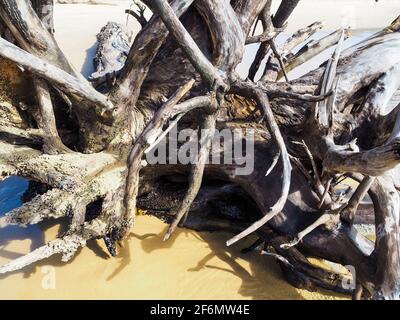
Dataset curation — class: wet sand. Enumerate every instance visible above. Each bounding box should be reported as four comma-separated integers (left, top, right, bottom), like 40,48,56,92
0,214,346,300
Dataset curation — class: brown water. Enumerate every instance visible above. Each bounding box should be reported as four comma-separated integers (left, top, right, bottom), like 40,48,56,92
0,215,346,300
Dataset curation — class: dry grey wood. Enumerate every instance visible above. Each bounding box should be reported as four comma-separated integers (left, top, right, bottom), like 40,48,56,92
164,111,217,241
316,30,345,128
125,1,147,28
0,37,115,117
151,0,221,88
248,0,300,80
30,1,72,154
33,78,72,154
195,0,245,71
279,29,350,80
124,80,196,223
110,0,194,116
89,22,131,87
226,85,292,247
280,21,324,58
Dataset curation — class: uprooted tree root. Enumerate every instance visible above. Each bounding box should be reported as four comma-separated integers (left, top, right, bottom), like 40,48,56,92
1,0,400,300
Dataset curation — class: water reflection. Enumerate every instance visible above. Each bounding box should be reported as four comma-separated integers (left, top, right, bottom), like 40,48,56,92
0,177,44,275
0,176,29,215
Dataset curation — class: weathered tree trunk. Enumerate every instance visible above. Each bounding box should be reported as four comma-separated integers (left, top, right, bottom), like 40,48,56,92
30,0,54,32
1,0,400,300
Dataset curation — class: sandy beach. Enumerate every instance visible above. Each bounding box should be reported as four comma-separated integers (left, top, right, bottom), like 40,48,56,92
1,0,398,300
0,213,346,300
54,0,139,77
53,0,400,76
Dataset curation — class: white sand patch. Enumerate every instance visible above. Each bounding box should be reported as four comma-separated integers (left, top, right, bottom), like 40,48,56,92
54,1,399,77
54,1,141,76
270,0,399,31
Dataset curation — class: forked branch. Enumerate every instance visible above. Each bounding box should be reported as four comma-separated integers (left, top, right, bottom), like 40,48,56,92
0,37,115,119
226,85,292,246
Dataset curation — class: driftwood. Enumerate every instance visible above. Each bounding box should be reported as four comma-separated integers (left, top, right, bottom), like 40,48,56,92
1,0,400,300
